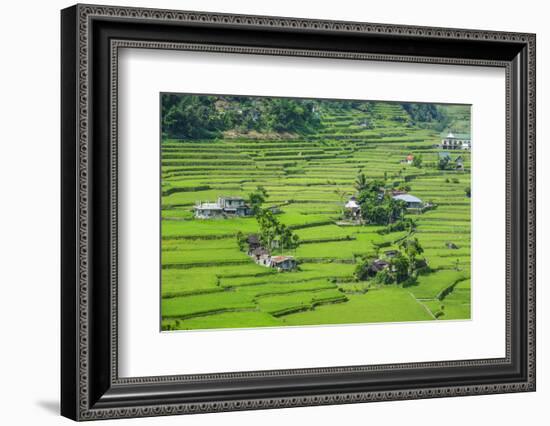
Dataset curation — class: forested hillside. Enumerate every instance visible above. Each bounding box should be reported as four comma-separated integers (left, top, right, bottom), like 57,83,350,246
161,94,470,140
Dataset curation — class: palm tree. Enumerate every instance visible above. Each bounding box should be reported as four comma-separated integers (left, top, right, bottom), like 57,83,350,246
399,237,424,276
354,170,368,192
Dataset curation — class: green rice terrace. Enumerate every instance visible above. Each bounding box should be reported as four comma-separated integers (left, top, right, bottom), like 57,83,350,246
160,95,471,331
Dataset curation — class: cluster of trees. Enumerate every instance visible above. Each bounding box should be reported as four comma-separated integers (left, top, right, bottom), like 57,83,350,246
412,155,423,168
401,103,443,123
161,94,321,140
256,209,300,254
235,186,300,254
401,103,451,132
251,186,299,253
161,95,225,140
355,237,426,285
438,155,452,170
353,172,406,226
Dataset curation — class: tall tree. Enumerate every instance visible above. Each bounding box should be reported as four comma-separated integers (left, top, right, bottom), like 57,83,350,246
354,170,368,192
438,156,451,170
248,186,269,214
399,237,424,275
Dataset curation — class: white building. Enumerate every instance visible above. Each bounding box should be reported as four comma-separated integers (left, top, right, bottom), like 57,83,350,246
194,202,223,219
440,132,471,150
194,196,252,219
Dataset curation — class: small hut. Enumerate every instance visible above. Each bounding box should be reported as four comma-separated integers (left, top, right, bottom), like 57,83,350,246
344,196,361,219
270,256,297,271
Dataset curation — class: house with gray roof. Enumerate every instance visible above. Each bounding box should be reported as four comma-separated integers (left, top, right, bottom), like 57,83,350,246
217,196,252,216
392,193,424,210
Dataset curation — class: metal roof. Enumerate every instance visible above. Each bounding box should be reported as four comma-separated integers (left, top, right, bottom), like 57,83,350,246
271,256,295,264
392,194,423,204
195,202,222,210
251,247,269,256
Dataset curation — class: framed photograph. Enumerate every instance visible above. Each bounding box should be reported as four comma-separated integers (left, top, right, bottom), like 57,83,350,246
61,4,536,421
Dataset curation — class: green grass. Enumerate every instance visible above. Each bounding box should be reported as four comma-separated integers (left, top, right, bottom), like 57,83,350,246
256,289,347,316
160,99,471,331
408,270,468,299
281,289,433,325
162,311,282,330
162,291,255,319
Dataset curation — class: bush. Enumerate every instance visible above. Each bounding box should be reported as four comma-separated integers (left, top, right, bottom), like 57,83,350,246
401,275,418,288
377,218,416,235
236,231,247,252
438,157,451,170
354,258,374,281
412,155,423,168
415,266,432,275
374,269,394,285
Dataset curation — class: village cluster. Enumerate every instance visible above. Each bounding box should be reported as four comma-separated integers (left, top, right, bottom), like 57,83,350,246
192,189,428,275
245,234,297,271
191,132,469,275
343,191,429,222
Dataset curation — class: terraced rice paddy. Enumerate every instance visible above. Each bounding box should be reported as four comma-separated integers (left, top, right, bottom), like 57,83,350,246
161,100,471,331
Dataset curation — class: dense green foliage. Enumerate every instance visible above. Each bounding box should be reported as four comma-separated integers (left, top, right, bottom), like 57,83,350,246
412,154,423,168
161,95,321,139
354,174,406,225
354,237,424,284
256,209,300,254
402,103,443,123
438,155,451,170
161,94,226,139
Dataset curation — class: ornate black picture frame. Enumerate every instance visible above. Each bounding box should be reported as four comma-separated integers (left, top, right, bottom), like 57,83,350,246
61,4,536,421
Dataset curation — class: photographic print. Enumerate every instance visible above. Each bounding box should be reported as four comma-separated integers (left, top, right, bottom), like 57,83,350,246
160,94,471,331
